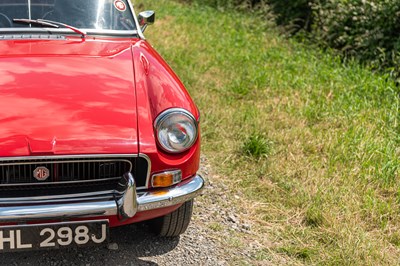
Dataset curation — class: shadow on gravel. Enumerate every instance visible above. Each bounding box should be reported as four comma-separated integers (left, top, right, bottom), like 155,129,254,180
1,223,180,266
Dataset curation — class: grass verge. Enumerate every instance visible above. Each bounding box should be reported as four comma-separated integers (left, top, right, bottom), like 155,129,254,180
135,1,400,264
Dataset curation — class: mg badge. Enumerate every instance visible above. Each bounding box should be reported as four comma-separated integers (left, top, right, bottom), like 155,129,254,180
33,167,50,181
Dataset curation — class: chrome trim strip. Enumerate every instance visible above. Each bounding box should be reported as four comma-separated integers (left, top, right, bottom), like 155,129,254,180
139,153,151,190
0,195,114,205
0,190,119,203
0,175,204,222
0,158,132,168
0,154,141,161
28,0,31,21
0,177,122,187
129,1,145,39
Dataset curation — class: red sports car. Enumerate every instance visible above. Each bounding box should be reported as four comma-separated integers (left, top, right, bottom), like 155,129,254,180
0,0,204,252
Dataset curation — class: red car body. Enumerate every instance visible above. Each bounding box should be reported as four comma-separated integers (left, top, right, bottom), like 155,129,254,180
0,0,203,251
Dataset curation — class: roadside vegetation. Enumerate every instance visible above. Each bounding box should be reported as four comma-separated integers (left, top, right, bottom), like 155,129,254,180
136,0,400,264
182,0,400,81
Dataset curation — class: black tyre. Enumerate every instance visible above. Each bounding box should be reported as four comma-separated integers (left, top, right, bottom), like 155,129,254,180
148,200,194,237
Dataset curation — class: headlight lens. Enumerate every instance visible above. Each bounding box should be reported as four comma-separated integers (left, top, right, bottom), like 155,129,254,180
154,108,198,153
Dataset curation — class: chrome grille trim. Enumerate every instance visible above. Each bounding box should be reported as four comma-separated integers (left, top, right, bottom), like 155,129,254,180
0,159,132,168
0,177,121,187
0,154,151,190
0,154,145,161
0,159,132,185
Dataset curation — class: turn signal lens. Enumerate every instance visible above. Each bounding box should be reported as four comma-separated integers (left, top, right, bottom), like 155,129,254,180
151,170,182,188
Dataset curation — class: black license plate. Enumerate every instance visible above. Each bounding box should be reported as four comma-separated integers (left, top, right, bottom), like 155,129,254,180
0,220,109,252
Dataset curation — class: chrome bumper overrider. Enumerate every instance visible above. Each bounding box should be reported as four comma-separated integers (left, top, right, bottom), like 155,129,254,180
0,174,204,222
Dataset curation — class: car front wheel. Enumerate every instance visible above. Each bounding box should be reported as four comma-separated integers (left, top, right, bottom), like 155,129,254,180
148,200,194,237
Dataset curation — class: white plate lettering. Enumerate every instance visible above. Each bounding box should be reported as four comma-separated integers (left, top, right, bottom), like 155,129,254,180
0,221,108,252
92,224,107,244
57,227,73,246
40,228,56,247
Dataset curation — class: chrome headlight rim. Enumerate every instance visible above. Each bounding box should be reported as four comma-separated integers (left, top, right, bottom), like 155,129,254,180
154,108,199,154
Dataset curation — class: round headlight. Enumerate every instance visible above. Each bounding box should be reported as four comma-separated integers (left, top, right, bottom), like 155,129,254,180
154,108,198,153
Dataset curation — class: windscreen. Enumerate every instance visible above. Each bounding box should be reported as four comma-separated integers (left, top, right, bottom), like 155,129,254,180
0,0,136,31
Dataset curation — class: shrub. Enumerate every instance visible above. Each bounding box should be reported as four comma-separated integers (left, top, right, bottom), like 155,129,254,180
267,0,314,33
311,0,400,79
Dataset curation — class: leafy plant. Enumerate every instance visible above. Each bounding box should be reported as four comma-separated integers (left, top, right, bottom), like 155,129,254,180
311,0,400,80
242,133,273,159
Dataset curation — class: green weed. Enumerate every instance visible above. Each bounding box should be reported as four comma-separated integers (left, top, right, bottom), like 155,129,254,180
277,246,314,261
242,133,273,159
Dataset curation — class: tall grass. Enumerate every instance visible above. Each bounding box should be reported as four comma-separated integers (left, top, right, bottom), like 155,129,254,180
135,0,400,264
181,0,400,81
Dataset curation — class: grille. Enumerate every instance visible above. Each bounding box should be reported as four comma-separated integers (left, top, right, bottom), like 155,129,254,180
0,159,132,184
0,156,149,199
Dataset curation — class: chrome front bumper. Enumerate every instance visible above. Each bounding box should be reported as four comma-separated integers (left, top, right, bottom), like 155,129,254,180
0,174,204,222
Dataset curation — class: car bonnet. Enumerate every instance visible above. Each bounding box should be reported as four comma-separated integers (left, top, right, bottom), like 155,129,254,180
0,38,139,156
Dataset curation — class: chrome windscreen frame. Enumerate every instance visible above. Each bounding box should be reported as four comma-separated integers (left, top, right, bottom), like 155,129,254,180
128,0,146,39
0,0,142,38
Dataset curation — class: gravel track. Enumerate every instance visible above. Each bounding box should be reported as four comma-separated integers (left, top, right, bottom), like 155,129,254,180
2,221,223,266
3,157,248,266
